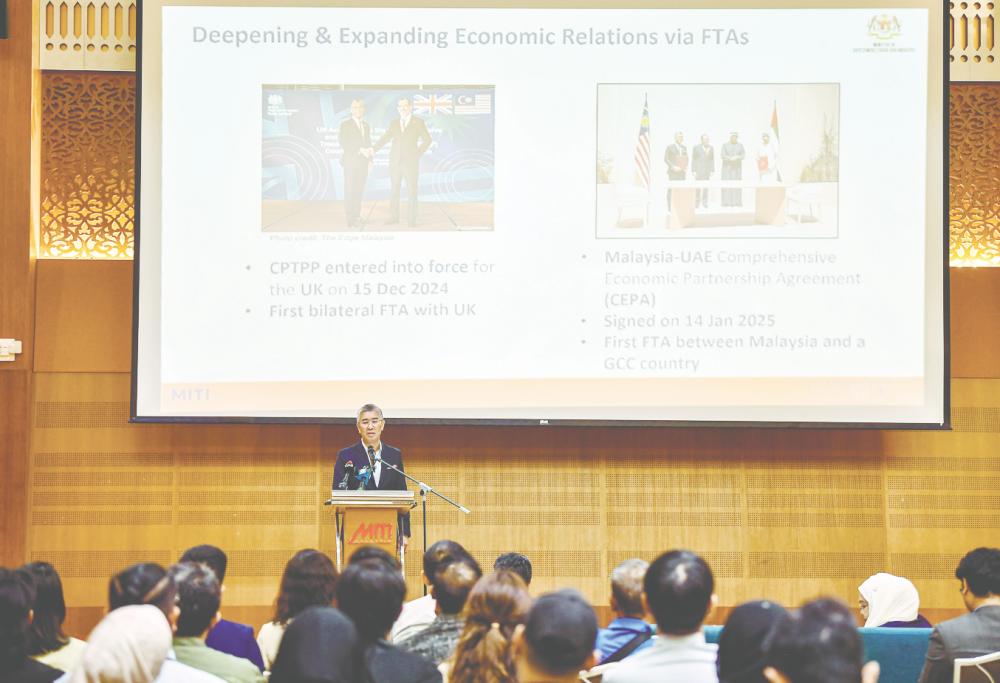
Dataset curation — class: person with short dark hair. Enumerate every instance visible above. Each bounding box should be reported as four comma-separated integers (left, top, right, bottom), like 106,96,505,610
763,598,878,683
0,567,61,682
104,562,224,683
169,563,265,683
604,550,718,683
350,545,402,571
269,607,362,683
717,600,789,683
257,549,338,671
513,589,597,682
493,553,532,587
596,559,654,663
180,545,265,671
398,560,482,664
391,540,475,643
337,559,442,683
21,562,87,673
917,547,1000,683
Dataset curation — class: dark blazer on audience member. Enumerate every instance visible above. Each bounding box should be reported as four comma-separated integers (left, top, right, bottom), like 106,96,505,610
0,657,62,683
365,640,442,683
206,618,266,671
332,442,411,538
917,605,1000,683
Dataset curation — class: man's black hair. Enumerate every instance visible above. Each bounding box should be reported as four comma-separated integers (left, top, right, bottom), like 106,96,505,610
170,562,221,638
337,559,406,643
431,560,482,614
955,547,1000,597
422,539,475,578
644,549,714,634
494,552,532,586
0,568,35,670
766,598,863,683
523,589,597,676
349,546,401,571
180,545,228,584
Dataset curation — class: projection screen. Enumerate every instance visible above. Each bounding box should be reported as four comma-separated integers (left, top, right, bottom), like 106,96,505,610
134,0,948,426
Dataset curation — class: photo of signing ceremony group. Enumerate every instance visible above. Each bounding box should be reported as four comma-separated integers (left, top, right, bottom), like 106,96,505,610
261,85,496,232
596,83,840,239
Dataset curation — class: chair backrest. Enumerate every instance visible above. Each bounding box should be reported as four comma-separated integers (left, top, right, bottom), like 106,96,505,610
953,651,1000,683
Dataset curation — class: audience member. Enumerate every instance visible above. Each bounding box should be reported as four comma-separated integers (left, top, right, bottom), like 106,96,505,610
390,540,475,643
398,560,483,664
717,600,789,683
604,550,718,683
763,598,877,683
105,562,224,683
22,562,87,673
596,559,654,663
349,545,402,571
337,559,442,683
917,547,1000,683
180,545,265,670
169,563,265,683
269,607,361,683
0,567,61,682
257,549,338,671
857,573,931,628
446,569,532,683
64,605,172,683
513,589,597,683
493,553,532,587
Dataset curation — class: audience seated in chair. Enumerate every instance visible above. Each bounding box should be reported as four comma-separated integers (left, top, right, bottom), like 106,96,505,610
268,607,362,683
442,569,532,683
390,540,475,643
494,553,533,588
337,558,442,683
21,562,87,674
512,589,598,683
398,559,483,665
61,605,172,683
180,545,265,671
596,559,654,664
603,550,719,683
764,598,879,683
717,600,789,683
858,573,931,628
917,547,1000,683
102,562,223,683
169,563,265,683
256,549,338,672
0,567,61,682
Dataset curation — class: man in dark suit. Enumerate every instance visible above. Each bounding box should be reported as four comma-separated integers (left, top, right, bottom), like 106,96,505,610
691,134,715,209
339,98,373,228
664,131,687,211
332,403,411,544
374,98,432,227
918,547,1000,683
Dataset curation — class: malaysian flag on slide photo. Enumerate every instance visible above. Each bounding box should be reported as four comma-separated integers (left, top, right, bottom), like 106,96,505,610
634,95,651,190
455,93,492,115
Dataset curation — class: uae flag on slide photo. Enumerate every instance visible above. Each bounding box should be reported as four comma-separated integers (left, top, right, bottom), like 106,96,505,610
455,94,492,115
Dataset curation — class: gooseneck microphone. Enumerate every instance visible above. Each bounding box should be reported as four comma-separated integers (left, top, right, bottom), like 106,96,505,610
338,460,356,490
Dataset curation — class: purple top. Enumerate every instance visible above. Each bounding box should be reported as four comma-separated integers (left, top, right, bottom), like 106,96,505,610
881,615,932,628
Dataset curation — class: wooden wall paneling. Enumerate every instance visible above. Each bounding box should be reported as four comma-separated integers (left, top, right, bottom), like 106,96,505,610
0,0,39,568
951,269,1000,377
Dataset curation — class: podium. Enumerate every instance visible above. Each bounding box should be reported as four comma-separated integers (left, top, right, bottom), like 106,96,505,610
326,490,415,570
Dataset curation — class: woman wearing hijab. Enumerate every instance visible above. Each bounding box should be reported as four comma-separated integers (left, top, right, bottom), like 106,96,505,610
269,607,361,683
858,573,932,628
66,605,173,683
717,600,790,683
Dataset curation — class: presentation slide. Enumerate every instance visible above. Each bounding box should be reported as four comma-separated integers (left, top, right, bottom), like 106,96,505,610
135,1,946,425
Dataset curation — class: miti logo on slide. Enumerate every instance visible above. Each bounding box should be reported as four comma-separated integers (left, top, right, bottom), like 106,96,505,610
867,14,902,40
348,522,394,544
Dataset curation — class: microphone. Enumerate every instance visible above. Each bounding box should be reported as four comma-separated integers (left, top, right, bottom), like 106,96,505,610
366,446,376,469
337,460,355,490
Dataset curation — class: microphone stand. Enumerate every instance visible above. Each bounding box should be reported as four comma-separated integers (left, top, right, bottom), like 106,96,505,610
377,458,471,594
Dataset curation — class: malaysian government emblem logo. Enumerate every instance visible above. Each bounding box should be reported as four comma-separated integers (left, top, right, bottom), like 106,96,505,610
867,14,902,40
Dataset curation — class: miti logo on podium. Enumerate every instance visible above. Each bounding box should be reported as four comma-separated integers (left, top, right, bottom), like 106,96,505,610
348,522,395,544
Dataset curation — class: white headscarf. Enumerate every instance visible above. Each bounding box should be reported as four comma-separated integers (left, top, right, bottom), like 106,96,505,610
859,573,920,627
69,604,172,683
